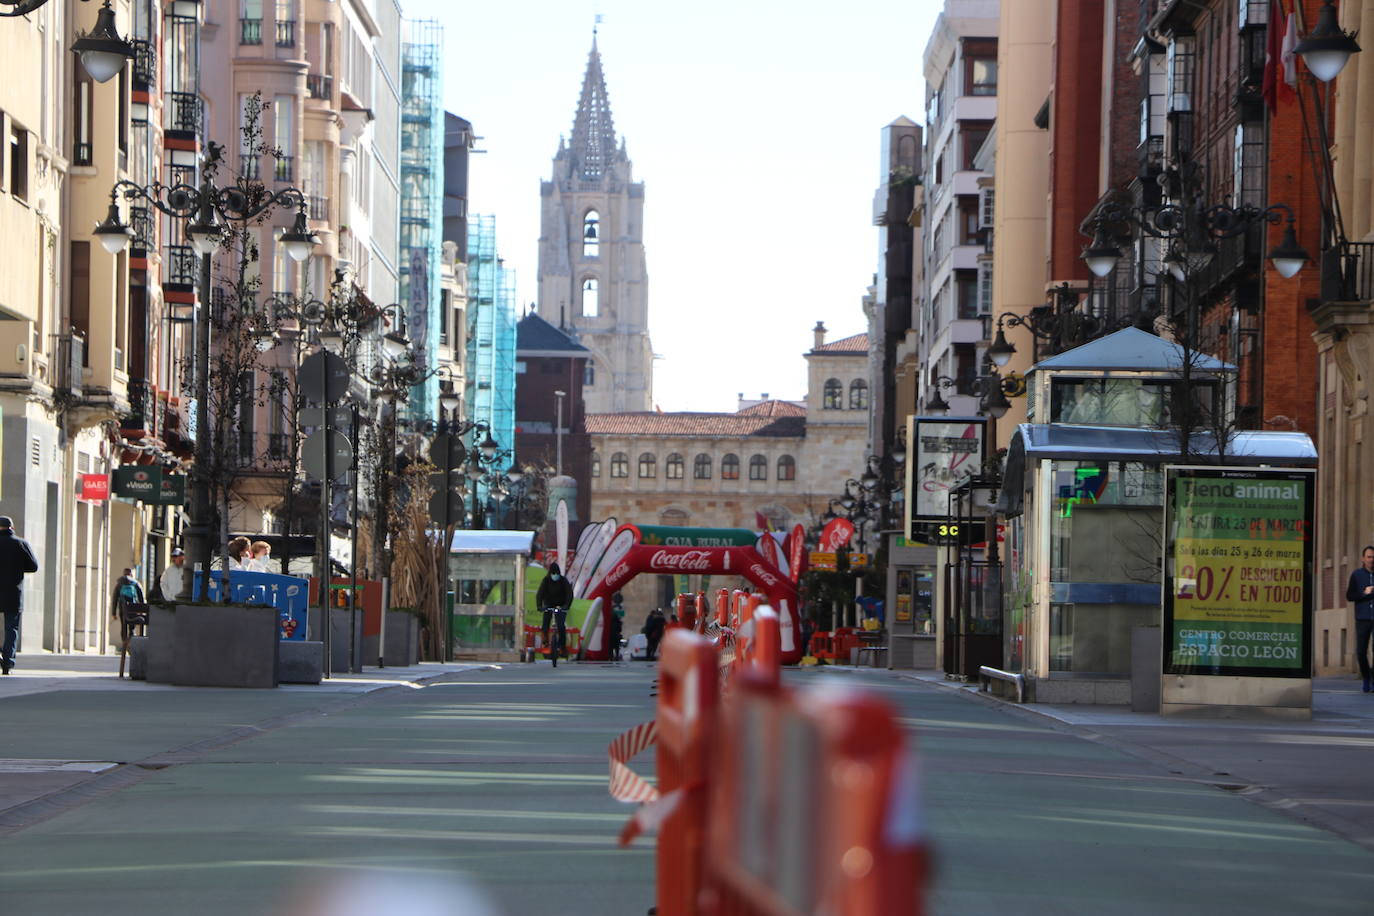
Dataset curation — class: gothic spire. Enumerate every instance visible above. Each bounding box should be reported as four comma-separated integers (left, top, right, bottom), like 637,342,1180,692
569,37,618,181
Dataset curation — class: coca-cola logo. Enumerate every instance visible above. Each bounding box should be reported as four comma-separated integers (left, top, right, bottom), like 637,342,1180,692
605,562,631,586
649,549,713,572
749,564,779,587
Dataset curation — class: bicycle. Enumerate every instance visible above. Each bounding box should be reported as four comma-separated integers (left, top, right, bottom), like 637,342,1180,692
542,606,567,667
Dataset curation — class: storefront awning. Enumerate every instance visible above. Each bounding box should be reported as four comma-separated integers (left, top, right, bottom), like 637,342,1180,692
998,423,1317,514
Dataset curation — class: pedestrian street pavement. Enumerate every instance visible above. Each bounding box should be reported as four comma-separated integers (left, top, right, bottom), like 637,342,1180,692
0,655,1371,914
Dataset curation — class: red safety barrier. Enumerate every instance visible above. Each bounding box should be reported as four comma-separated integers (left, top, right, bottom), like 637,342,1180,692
677,592,698,631
703,684,928,915
654,630,721,916
695,592,709,634
715,588,730,628
522,624,582,657
742,607,780,688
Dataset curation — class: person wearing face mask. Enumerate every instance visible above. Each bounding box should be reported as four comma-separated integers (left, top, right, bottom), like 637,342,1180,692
535,562,575,661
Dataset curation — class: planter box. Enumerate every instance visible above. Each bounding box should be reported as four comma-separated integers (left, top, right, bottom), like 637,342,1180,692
169,603,280,688
145,605,179,684
360,611,422,668
278,641,324,684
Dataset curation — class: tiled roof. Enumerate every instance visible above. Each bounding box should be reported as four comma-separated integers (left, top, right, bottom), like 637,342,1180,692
586,411,806,438
811,332,868,354
737,400,806,417
516,313,590,354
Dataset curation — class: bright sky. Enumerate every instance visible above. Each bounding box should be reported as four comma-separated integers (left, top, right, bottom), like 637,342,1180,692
398,1,940,412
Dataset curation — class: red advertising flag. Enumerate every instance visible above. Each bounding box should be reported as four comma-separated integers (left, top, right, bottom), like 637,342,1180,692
80,473,110,502
1261,5,1295,111
819,518,855,553
787,523,805,583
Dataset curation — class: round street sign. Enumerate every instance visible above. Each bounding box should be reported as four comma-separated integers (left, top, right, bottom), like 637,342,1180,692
302,428,353,481
428,433,467,470
299,350,351,404
428,489,466,528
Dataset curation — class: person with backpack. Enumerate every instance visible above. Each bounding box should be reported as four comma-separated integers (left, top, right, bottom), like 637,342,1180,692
111,568,145,618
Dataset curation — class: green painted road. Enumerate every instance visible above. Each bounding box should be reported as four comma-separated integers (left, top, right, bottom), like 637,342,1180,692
0,662,1371,915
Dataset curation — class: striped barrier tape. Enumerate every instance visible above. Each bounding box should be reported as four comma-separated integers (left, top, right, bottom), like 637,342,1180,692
608,719,659,804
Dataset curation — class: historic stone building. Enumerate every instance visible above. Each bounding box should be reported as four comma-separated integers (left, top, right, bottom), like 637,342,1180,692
535,38,653,414
586,325,868,613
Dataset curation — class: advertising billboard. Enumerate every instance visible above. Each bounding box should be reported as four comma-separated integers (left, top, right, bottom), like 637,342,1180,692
1163,467,1314,678
905,416,987,529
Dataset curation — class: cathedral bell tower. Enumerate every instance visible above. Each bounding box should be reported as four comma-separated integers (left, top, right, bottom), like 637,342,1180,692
537,38,653,414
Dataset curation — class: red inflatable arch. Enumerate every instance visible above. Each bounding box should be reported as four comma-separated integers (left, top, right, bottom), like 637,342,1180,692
580,539,802,664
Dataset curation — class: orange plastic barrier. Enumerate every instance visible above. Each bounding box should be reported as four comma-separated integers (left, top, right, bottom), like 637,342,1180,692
742,607,780,688
677,592,698,631
715,589,730,627
694,592,709,634
653,629,721,916
522,624,582,657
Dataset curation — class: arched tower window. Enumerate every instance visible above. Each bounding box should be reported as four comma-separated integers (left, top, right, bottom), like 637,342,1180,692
849,379,869,409
823,378,843,409
581,277,599,317
582,210,600,258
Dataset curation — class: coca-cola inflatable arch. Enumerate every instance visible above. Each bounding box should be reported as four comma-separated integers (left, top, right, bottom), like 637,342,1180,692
568,522,804,664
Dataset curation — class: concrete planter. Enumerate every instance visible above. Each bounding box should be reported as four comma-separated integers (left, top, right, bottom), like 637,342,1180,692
361,610,422,668
278,641,324,684
141,603,281,688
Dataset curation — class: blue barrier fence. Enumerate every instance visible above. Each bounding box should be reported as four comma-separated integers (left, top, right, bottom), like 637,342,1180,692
192,570,311,641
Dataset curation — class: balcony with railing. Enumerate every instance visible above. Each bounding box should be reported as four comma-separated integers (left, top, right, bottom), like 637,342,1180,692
165,92,203,136
1321,241,1374,303
307,194,328,221
54,331,85,398
242,154,260,181
240,18,262,45
122,377,154,435
306,74,333,100
126,206,153,255
165,245,198,289
276,20,296,47
274,156,294,183
267,432,290,461
132,38,156,88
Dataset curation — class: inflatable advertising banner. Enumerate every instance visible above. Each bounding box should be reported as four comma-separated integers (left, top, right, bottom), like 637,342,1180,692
570,522,802,662
1164,467,1314,678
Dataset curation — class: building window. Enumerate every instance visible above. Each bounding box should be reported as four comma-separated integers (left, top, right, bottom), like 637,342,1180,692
591,452,601,478
661,508,689,526
666,453,684,479
966,57,997,96
582,277,599,317
73,69,93,165
610,452,628,478
749,455,767,480
721,453,740,480
960,122,991,170
823,378,842,409
693,453,712,479
777,455,796,481
9,122,27,201
638,452,656,478
583,209,599,258
584,362,595,386
849,380,869,410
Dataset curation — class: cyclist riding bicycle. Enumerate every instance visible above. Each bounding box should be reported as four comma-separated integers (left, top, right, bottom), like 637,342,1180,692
536,562,575,661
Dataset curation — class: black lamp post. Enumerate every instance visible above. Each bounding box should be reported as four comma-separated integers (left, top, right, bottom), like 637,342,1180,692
925,371,1024,420
6,0,137,84
97,142,318,600
1293,1,1362,83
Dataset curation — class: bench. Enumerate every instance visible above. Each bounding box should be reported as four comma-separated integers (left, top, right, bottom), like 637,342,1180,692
978,665,1026,703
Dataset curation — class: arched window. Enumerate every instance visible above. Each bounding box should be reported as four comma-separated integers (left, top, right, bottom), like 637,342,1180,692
591,451,601,478
665,453,684,479
749,455,767,480
849,379,869,409
661,508,689,526
777,455,796,481
823,378,843,409
581,277,599,317
638,452,657,478
693,453,712,479
582,210,600,258
721,453,740,480
610,452,629,478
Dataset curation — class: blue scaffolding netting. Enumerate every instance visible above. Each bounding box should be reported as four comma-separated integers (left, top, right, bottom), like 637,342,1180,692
466,214,517,504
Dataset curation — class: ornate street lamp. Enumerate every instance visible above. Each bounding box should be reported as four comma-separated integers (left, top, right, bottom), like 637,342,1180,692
1294,1,1362,83
925,372,1024,420
95,142,318,599
7,0,138,84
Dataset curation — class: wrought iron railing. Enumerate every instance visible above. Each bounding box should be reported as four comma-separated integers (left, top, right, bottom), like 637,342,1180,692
122,377,153,432
267,432,290,460
132,38,156,87
273,156,294,182
306,73,332,99
239,430,256,462
165,245,198,288
168,164,196,190
55,331,85,397
1322,240,1374,303
130,205,154,253
165,91,202,135
240,18,262,45
275,19,296,47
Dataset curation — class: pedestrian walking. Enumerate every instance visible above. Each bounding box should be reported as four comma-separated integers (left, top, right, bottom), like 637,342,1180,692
159,548,186,602
0,515,40,675
608,607,623,661
110,568,145,618
1346,544,1374,693
643,608,666,661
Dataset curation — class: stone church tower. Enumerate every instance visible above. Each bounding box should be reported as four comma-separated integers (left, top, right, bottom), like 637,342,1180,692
537,39,653,413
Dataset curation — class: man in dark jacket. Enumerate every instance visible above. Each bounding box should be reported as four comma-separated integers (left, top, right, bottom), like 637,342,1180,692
643,608,666,661
1346,545,1374,692
535,563,574,659
0,516,40,675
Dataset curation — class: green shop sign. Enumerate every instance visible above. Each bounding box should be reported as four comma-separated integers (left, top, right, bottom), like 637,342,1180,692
1163,467,1314,678
156,474,187,506
114,466,162,500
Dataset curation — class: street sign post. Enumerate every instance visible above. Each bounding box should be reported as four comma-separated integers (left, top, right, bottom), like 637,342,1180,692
301,429,352,482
